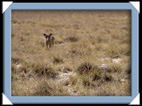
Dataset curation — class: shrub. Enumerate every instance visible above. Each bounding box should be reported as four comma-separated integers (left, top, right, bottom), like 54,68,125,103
12,57,21,64
109,64,122,73
65,36,78,42
53,57,64,64
12,34,15,37
11,64,17,73
34,80,70,96
34,81,53,96
104,74,113,82
55,40,64,44
33,64,57,78
77,62,94,75
12,19,18,23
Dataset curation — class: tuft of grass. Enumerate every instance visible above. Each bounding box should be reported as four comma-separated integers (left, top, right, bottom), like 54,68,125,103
103,74,113,82
34,80,53,96
11,64,17,73
12,33,15,37
69,75,78,86
12,19,18,23
12,57,21,64
20,36,24,41
65,36,78,42
76,62,95,75
33,64,57,78
34,79,70,96
109,64,122,73
55,40,64,44
52,56,64,64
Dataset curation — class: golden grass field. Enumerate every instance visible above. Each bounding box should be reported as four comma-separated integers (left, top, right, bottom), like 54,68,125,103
11,10,131,96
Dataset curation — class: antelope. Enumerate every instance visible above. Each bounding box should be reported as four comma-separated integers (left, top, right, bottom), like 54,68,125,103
43,33,55,48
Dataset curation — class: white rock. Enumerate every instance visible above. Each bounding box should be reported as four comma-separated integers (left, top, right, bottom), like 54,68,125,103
100,64,109,70
16,65,22,70
101,58,110,61
111,58,122,63
120,79,126,82
101,57,122,63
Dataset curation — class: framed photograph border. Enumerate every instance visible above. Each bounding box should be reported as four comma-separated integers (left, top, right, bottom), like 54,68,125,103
3,2,139,104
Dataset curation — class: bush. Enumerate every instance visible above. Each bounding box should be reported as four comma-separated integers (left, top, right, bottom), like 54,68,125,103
66,36,78,42
34,81,53,96
53,57,64,64
77,62,94,75
12,57,21,64
33,64,57,78
34,80,70,96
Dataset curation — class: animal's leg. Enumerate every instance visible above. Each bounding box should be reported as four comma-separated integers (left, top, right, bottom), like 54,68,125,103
49,43,51,48
46,43,49,49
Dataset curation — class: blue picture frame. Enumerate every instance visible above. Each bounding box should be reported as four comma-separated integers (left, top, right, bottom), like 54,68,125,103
3,2,139,104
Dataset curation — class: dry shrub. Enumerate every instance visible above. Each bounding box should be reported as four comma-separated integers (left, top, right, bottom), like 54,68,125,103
65,36,78,42
103,74,113,82
33,65,57,78
92,74,101,81
34,79,70,96
12,19,18,23
52,57,64,64
34,81,53,96
12,57,21,64
55,40,64,44
12,33,15,37
77,62,94,75
67,49,78,57
83,79,91,87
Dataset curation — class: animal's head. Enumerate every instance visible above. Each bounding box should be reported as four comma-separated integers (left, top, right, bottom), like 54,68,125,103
43,33,53,41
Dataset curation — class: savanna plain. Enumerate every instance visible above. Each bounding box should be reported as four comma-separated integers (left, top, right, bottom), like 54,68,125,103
11,10,131,96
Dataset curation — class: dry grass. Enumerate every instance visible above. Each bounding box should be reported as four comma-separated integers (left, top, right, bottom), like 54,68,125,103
11,10,131,96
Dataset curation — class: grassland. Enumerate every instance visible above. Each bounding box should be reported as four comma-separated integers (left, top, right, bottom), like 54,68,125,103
11,10,131,96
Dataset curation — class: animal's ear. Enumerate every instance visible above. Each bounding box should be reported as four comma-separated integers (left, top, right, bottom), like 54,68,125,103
49,33,53,36
43,33,46,36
